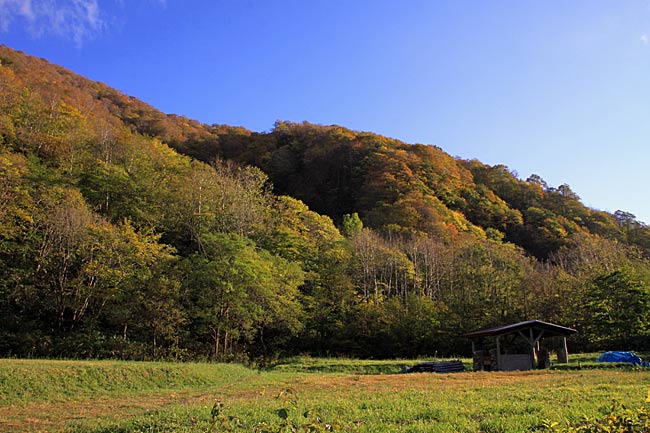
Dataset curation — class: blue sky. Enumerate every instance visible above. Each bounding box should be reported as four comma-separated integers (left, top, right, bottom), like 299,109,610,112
2,0,650,223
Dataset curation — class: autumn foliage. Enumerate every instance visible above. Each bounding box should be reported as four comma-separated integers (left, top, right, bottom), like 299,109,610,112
1,45,650,360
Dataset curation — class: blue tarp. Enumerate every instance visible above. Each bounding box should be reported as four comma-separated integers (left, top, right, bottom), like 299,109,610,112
598,351,644,366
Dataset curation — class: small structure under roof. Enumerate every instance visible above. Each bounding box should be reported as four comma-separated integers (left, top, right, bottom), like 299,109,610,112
464,320,577,372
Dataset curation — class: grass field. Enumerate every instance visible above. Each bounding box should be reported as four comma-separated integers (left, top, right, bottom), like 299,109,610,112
2,355,650,432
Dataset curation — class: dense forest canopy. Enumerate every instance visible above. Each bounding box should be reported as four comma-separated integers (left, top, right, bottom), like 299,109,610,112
1,45,650,360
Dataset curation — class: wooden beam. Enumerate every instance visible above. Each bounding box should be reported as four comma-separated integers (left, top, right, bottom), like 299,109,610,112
517,330,527,341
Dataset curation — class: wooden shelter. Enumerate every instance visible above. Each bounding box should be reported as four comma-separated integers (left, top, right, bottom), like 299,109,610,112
464,320,577,371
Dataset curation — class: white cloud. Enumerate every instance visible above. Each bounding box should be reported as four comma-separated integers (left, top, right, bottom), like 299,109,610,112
642,34,650,45
0,0,104,46
0,0,167,46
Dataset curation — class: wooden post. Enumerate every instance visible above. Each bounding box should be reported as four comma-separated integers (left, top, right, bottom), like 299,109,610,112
558,336,569,363
529,328,536,370
496,336,501,371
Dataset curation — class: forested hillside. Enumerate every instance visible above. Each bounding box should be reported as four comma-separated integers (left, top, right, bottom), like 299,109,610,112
1,45,650,360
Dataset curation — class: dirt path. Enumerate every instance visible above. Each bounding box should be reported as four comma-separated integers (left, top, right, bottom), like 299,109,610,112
2,390,205,432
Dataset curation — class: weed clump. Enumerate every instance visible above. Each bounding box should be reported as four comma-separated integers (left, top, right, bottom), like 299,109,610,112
211,388,357,432
543,396,650,432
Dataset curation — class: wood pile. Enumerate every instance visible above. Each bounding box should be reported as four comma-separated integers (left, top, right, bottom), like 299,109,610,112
404,360,465,373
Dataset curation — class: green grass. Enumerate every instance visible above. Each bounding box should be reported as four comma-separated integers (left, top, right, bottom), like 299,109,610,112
0,359,257,405
3,356,650,432
552,352,650,370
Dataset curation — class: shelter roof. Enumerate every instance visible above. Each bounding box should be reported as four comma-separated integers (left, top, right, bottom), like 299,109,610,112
463,320,577,339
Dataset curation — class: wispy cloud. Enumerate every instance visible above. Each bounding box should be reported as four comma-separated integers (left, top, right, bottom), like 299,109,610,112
0,0,104,46
0,0,34,32
642,34,650,45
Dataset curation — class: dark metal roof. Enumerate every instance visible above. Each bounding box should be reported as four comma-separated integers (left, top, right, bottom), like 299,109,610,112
463,320,577,339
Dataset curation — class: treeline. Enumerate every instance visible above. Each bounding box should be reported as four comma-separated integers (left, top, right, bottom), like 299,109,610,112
173,121,650,260
1,45,650,361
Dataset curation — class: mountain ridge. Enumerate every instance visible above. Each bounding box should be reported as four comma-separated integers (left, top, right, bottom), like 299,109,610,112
1,44,642,258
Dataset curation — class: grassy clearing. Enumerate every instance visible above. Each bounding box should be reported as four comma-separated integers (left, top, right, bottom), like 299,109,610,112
2,357,650,432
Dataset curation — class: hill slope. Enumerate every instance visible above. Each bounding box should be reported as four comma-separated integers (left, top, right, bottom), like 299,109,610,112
181,120,645,259
3,45,646,259
1,45,650,359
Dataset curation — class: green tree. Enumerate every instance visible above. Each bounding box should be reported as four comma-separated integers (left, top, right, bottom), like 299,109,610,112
258,196,356,355
341,212,363,237
100,222,180,359
182,233,304,359
577,269,650,349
